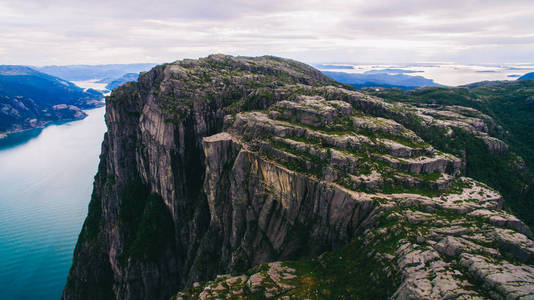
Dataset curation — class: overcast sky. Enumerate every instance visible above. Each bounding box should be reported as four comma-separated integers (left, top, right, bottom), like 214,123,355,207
1,0,533,66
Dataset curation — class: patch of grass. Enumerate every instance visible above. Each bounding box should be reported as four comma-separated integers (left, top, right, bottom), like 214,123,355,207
283,234,400,299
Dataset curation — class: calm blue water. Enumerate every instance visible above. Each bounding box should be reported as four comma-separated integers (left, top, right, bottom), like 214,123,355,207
0,107,106,300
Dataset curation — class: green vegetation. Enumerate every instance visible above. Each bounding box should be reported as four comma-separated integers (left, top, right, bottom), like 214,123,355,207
268,138,328,177
284,236,399,299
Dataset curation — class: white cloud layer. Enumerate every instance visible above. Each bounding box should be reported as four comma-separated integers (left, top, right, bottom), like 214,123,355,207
1,0,533,65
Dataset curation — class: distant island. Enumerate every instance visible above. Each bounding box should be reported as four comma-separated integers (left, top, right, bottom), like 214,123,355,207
0,65,104,138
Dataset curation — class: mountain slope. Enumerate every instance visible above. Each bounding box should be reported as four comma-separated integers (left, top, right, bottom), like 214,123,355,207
0,65,104,135
64,55,534,300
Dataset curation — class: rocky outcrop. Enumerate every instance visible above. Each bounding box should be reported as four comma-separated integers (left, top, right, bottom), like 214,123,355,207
64,55,534,300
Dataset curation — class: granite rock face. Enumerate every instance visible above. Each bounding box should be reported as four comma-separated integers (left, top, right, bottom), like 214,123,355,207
63,55,534,300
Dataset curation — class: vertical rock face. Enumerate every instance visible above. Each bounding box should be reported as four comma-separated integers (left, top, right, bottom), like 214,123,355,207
64,55,534,300
201,132,376,270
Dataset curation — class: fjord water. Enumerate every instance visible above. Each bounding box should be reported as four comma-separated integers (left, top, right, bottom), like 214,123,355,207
0,107,106,299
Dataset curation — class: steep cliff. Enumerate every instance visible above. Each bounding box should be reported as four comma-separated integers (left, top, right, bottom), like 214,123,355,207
64,55,534,300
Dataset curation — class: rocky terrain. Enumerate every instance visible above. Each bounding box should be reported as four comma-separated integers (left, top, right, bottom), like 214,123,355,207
366,80,534,229
0,65,104,136
63,55,534,299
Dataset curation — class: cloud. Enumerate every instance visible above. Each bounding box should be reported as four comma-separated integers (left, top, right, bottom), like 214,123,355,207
0,0,533,65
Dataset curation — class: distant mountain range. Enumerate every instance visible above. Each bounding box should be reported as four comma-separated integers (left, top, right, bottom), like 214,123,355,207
34,63,155,81
0,65,104,137
322,69,440,90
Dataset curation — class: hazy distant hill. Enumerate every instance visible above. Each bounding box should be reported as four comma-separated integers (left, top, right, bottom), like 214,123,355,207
518,72,534,81
103,73,139,90
34,63,155,81
0,65,104,135
322,70,440,90
313,64,354,69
